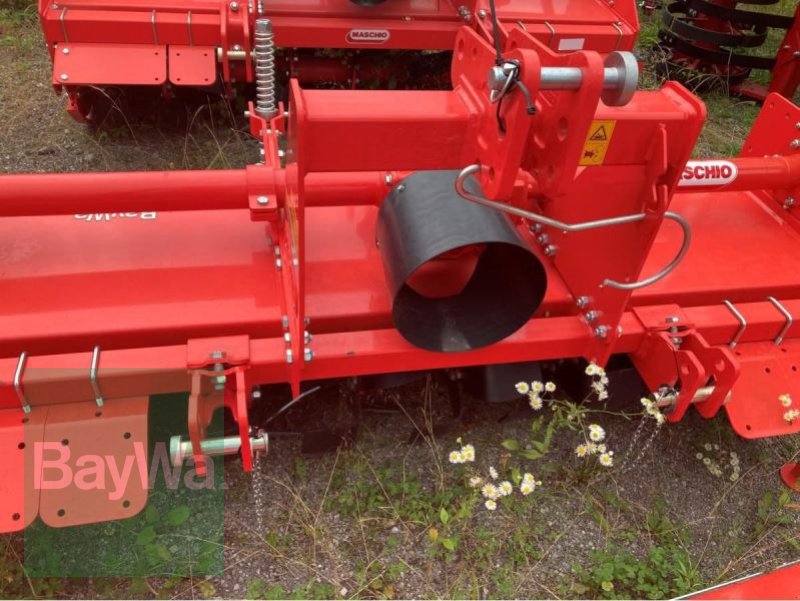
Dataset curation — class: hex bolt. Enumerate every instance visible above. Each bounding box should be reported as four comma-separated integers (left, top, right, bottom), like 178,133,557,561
60,73,68,81
594,325,610,339
396,184,406,193
229,1,239,10
256,195,269,206
537,233,550,245
665,316,679,324
384,173,394,186
785,196,796,210
209,351,226,360
282,315,289,329
529,223,543,234
304,330,312,344
252,389,262,401
61,47,70,55
285,349,294,364
585,310,600,323
275,258,283,270
304,348,314,362
477,8,487,18
791,139,800,149
283,332,291,344
544,244,558,257
576,296,591,309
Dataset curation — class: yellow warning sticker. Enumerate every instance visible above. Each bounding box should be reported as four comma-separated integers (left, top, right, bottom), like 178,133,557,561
579,120,617,166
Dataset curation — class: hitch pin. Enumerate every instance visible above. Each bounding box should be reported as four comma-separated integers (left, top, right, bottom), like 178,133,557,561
90,345,104,407
14,352,30,414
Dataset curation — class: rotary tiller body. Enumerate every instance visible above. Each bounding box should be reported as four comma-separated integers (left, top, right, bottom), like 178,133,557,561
2,0,800,545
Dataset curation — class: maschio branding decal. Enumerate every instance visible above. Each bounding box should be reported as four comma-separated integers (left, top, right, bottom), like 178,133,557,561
346,28,391,44
679,160,739,187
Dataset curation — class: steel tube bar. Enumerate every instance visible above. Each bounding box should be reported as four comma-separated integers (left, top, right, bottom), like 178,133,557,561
0,168,396,216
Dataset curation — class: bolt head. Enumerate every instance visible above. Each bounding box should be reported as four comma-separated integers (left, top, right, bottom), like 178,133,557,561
61,47,69,55
285,349,294,364
594,325,609,339
252,389,262,400
256,195,269,206
209,351,226,360
544,244,557,257
275,258,283,269
304,348,314,362
790,139,800,149
665,316,679,324
478,8,487,18
785,196,796,210
59,73,68,81
585,311,600,323
384,173,393,186
229,1,239,10
283,332,291,344
576,296,590,309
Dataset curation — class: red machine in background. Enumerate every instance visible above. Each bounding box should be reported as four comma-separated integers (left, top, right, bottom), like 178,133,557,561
1,0,799,548
38,0,641,121
656,0,800,101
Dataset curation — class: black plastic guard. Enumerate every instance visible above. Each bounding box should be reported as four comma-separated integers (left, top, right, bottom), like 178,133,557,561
375,170,547,353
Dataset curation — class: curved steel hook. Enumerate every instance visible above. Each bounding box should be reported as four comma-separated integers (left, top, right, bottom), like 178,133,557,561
454,164,690,291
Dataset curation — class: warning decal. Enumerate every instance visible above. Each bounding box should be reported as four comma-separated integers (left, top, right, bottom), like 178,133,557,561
580,120,617,166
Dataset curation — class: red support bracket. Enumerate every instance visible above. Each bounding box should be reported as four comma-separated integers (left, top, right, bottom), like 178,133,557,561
781,461,800,492
186,336,252,475
631,306,740,422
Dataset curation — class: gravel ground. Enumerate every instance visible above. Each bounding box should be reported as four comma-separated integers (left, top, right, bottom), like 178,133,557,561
1,9,800,601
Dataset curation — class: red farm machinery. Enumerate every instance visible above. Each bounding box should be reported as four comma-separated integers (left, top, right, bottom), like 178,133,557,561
2,0,800,574
654,0,800,101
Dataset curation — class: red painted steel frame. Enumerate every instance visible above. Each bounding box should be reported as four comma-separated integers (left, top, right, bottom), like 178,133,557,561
689,560,800,599
4,17,800,532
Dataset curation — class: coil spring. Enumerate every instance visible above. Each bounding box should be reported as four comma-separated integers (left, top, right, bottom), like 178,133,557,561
254,18,277,118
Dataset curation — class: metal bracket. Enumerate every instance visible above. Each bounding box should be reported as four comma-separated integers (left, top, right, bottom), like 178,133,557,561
767,296,793,345
723,300,747,348
13,352,30,414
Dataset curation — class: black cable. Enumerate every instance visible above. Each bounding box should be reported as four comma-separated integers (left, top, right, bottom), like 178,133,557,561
487,0,503,65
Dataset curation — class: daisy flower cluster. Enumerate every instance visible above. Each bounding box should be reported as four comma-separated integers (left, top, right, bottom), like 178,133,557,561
575,424,615,467
476,468,542,511
640,397,667,426
696,443,741,481
780,394,799,423
515,380,557,411
585,362,610,401
448,442,476,464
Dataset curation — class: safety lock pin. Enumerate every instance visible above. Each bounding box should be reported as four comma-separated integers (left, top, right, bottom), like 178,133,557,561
90,345,104,408
767,297,793,345
14,352,31,414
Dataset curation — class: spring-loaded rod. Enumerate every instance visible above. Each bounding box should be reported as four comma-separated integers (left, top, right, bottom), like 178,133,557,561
253,18,277,119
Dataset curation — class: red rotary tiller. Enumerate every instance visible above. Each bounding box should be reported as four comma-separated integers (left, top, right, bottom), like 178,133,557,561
2,1,800,556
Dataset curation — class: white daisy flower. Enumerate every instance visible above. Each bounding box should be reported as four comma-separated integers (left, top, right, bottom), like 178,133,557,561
532,381,544,393
448,450,464,464
489,466,498,480
585,363,598,376
485,499,497,511
520,482,534,496
461,444,475,462
545,381,556,393
482,483,499,500
515,382,530,395
780,394,793,408
588,424,606,442
598,452,614,467
529,394,543,411
598,390,609,401
498,481,513,496
575,444,589,458
641,397,654,409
